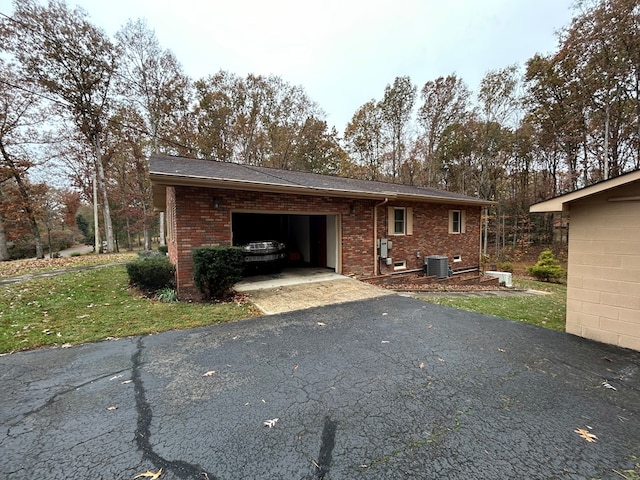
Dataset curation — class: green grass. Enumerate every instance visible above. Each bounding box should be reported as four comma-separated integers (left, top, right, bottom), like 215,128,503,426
413,277,567,331
0,264,259,353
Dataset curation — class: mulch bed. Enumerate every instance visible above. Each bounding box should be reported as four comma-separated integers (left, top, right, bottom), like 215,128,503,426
362,270,503,292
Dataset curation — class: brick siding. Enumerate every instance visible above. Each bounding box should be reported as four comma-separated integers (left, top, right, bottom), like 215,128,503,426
167,185,481,298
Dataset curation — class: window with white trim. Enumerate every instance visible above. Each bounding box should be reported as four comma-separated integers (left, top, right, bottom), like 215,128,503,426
388,207,413,236
449,209,466,234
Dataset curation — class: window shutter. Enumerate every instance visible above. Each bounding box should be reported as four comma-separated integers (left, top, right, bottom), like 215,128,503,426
406,207,413,235
387,206,394,236
448,210,453,234
461,210,466,233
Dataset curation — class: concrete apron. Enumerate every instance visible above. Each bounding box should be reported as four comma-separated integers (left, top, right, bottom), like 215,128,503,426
235,267,394,314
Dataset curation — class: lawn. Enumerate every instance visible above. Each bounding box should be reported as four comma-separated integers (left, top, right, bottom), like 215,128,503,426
1,252,567,353
413,277,567,331
0,252,137,278
0,262,259,354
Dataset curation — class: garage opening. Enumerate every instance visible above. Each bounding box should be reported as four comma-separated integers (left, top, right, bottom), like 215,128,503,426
232,213,339,271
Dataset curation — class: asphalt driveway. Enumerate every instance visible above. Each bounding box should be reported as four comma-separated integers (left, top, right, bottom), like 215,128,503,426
1,295,639,479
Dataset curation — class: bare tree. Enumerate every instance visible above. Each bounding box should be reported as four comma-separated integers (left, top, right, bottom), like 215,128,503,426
418,74,470,186
380,76,417,180
0,59,47,259
1,0,119,252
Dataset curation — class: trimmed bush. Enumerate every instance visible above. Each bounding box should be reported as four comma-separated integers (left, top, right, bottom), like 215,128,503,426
126,257,175,290
527,249,565,282
193,246,244,300
158,245,168,254
497,261,514,273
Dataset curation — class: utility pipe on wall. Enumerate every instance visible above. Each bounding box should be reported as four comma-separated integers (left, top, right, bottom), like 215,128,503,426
373,197,389,276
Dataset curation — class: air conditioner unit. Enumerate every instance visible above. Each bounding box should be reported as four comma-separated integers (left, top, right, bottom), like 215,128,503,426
425,255,450,279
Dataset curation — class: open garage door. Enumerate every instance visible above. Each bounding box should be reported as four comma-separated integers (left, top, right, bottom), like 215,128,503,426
232,212,338,271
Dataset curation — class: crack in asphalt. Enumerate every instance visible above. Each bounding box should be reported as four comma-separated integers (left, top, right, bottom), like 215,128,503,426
315,416,337,479
132,337,217,480
3,368,130,438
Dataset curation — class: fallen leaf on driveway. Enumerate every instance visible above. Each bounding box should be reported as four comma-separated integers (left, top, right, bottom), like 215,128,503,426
293,364,299,371
106,406,118,411
317,322,326,326
133,469,162,479
498,348,506,353
202,370,216,377
263,418,279,428
418,362,425,369
601,381,617,391
574,428,598,442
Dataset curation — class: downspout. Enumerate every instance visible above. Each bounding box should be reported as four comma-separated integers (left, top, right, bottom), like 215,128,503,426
373,197,389,276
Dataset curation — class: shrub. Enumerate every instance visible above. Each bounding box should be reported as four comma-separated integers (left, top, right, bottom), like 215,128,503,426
527,249,565,282
497,261,514,273
158,245,168,254
193,246,244,300
126,257,175,290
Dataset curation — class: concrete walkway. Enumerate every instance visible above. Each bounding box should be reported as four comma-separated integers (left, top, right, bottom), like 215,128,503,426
235,267,548,314
236,268,394,314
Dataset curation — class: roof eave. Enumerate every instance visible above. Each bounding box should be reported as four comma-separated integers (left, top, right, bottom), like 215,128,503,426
149,172,493,207
530,199,566,213
530,170,640,213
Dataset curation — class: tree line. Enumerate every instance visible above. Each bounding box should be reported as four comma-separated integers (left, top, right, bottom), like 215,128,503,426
0,0,638,260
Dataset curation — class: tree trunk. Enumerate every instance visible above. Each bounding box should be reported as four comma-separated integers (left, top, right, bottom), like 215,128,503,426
159,212,166,246
142,202,151,251
93,139,115,253
0,213,9,261
604,101,610,180
29,213,43,259
93,173,100,253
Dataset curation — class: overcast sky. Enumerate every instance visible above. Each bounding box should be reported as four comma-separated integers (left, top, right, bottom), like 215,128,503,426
1,0,576,132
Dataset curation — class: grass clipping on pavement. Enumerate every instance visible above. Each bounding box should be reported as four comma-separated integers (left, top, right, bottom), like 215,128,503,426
0,264,259,354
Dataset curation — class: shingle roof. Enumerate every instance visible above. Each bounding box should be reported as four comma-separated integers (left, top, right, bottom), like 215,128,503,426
149,154,493,206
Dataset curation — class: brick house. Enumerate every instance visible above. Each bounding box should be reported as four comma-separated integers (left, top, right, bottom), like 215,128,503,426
530,170,640,351
150,154,493,299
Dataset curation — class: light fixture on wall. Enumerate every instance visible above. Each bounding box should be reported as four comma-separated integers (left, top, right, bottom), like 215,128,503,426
350,204,355,214
214,198,220,209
